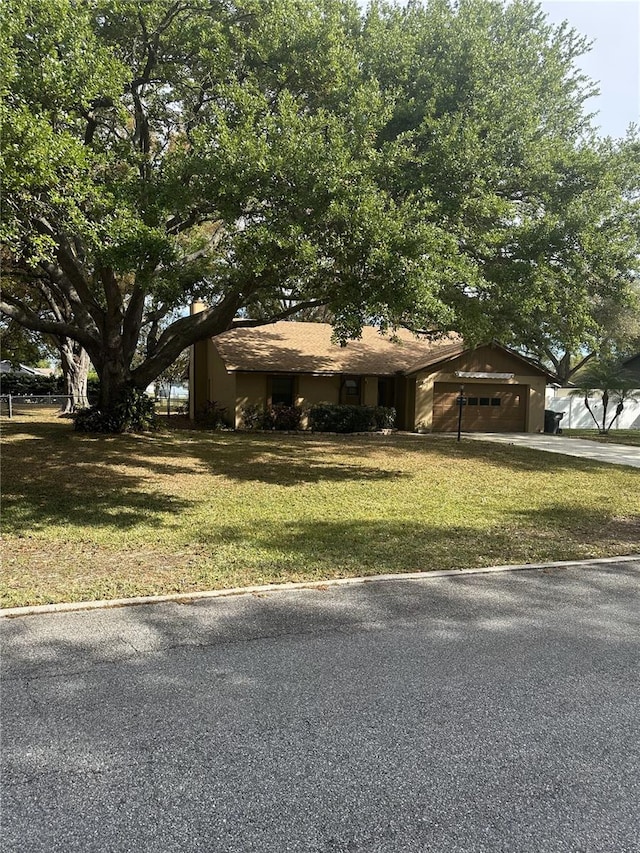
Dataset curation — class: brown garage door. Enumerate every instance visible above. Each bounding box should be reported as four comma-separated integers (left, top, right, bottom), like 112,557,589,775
432,382,527,432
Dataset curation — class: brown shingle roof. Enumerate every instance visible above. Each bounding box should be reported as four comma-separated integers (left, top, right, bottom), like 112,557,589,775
213,321,463,375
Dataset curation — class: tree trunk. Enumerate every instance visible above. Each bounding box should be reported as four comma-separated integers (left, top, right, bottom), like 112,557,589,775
556,351,572,385
97,352,136,412
583,393,601,431
600,389,609,434
606,401,624,433
550,350,596,385
58,339,91,413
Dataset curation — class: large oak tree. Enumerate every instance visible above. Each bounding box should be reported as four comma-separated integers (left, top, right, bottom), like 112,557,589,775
362,0,640,378
2,0,637,428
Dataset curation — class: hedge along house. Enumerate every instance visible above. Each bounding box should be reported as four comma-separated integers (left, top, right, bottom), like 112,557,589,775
190,321,551,432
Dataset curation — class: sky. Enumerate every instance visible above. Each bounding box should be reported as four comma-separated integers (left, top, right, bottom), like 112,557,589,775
539,0,639,138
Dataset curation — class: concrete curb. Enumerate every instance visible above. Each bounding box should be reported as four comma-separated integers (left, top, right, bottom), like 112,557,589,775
2,554,638,619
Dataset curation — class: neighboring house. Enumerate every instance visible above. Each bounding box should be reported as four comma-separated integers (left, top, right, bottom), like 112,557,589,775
0,360,54,377
190,321,552,432
622,353,640,381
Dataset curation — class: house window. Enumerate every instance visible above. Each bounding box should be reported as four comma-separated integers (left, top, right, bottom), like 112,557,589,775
468,397,479,406
491,398,501,407
343,378,361,403
479,397,490,406
270,376,295,406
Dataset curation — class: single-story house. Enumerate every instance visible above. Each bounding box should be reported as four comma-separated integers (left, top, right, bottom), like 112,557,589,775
190,321,553,432
0,360,54,377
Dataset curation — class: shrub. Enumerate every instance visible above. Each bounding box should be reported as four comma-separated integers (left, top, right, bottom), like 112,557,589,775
240,403,303,431
263,404,303,431
0,371,101,397
0,372,60,396
308,404,396,433
74,390,157,433
373,406,396,430
240,403,265,430
195,400,230,429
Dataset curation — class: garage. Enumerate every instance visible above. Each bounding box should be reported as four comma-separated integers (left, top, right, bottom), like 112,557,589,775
432,382,528,433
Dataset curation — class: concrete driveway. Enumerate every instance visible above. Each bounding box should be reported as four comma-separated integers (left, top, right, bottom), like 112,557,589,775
465,432,640,468
2,558,639,852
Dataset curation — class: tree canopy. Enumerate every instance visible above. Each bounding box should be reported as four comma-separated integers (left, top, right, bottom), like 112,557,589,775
2,0,638,427
361,0,640,372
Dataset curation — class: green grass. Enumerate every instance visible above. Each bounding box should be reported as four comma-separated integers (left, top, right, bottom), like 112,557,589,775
562,429,640,447
1,410,639,608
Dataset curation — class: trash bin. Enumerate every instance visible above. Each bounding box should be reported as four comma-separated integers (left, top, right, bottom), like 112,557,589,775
544,410,564,434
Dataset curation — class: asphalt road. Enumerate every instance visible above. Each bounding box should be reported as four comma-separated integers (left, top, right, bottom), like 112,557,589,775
2,559,639,853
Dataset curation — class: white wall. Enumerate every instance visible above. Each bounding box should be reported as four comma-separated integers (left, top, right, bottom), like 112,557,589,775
545,388,640,430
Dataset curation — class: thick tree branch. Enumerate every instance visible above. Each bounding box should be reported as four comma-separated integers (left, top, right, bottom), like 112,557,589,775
38,280,71,324
131,290,242,387
33,218,104,327
131,88,151,159
123,285,147,364
231,299,329,328
39,261,102,335
0,298,99,356
82,95,115,145
142,303,171,358
566,351,595,380
165,209,220,236
100,266,124,329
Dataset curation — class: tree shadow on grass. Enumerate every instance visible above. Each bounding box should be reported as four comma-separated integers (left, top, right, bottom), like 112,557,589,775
2,416,636,538
2,553,639,681
4,414,624,488
0,421,408,533
510,503,640,547
1,422,406,536
1,422,194,533
164,429,627,480
200,508,640,579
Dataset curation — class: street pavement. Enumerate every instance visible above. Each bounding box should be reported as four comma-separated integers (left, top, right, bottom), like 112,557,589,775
464,432,640,468
2,558,639,852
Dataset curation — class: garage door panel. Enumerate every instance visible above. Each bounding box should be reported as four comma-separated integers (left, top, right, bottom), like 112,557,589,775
432,382,527,432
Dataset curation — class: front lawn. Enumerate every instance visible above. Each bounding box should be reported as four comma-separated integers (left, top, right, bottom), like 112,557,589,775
1,411,638,608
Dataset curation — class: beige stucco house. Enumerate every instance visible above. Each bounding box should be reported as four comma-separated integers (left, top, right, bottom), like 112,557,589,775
190,321,551,432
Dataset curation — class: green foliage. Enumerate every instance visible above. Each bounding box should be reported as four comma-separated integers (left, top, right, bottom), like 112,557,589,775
308,404,396,433
240,402,394,432
363,1,639,348
570,359,639,433
240,403,303,431
262,404,304,431
239,403,265,431
195,400,231,430
74,389,156,433
0,372,59,395
372,406,397,431
0,372,99,397
2,0,638,434
0,320,54,368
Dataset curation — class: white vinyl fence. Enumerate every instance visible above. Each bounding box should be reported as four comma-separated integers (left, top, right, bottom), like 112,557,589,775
545,388,640,430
